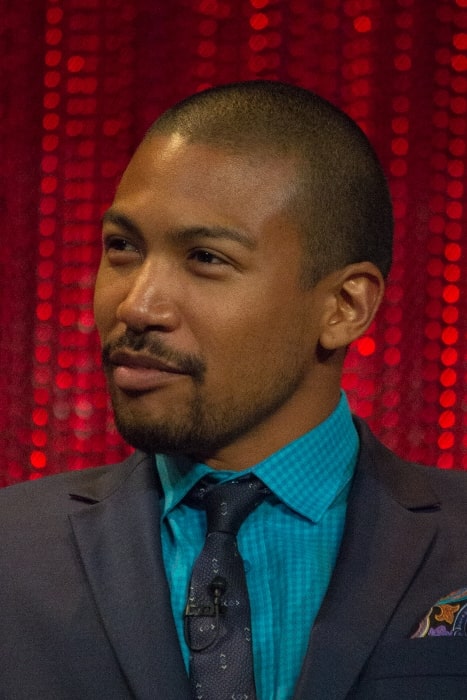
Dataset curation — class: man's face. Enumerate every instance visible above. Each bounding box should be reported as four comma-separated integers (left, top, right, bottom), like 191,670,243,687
94,133,334,469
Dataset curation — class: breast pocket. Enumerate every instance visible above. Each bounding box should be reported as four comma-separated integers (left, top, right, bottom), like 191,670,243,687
353,638,467,700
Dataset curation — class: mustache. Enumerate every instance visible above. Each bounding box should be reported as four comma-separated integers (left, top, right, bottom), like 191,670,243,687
101,330,206,381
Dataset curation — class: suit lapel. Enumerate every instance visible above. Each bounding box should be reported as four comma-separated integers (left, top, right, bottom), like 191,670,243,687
293,420,441,700
68,453,191,700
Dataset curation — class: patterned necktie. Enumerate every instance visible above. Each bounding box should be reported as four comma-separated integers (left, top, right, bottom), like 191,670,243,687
184,475,270,700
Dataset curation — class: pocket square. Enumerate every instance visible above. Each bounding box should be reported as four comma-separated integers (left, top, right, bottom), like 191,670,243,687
411,587,467,638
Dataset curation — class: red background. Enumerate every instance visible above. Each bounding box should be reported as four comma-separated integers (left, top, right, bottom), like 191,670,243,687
1,0,467,486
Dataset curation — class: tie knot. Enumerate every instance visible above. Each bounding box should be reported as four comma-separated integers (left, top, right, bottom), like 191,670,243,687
186,475,270,535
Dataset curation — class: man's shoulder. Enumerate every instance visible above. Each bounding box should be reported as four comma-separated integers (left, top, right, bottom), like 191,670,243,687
410,456,467,503
355,415,467,508
0,451,158,571
0,450,152,516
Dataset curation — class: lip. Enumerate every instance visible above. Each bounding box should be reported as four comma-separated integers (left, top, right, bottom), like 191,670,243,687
109,350,187,392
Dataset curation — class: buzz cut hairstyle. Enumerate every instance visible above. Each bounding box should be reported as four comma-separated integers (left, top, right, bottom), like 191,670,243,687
146,80,393,286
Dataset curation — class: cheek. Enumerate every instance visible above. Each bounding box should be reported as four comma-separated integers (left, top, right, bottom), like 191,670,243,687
200,300,295,374
93,269,121,337
228,295,313,365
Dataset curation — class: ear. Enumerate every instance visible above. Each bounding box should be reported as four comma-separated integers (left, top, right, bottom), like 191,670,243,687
319,262,385,351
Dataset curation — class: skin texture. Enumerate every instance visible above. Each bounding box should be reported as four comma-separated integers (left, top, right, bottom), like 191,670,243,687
94,133,384,471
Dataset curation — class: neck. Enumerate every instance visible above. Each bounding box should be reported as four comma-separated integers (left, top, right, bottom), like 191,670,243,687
195,384,342,472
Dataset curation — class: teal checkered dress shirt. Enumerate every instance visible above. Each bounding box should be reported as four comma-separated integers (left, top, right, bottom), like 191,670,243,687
156,392,358,700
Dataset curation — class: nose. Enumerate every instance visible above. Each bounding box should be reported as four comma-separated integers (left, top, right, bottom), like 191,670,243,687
116,260,182,334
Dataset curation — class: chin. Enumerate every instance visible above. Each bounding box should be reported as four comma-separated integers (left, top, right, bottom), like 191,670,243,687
112,410,195,455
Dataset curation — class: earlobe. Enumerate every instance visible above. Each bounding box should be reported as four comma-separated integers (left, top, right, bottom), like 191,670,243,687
319,262,385,350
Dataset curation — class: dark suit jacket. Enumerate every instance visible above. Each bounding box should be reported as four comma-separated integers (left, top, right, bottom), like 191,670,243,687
2,418,467,699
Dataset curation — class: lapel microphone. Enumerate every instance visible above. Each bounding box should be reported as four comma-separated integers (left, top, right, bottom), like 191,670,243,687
210,576,227,614
184,576,228,652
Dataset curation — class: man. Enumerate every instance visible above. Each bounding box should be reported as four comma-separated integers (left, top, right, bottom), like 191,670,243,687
2,81,467,699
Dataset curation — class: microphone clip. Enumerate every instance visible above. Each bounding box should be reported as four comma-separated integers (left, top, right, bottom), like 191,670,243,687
184,576,228,652
185,575,227,618
184,602,224,617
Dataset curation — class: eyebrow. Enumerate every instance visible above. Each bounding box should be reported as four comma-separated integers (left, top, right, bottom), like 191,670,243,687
171,226,257,250
101,210,141,236
102,209,257,250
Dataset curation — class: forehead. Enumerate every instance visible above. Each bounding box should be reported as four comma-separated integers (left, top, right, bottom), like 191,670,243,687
114,133,299,231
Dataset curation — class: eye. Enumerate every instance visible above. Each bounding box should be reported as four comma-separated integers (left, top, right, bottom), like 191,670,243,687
104,236,136,251
188,249,227,265
102,235,141,264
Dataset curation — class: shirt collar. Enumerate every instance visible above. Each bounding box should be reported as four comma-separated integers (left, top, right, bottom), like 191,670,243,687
156,391,358,523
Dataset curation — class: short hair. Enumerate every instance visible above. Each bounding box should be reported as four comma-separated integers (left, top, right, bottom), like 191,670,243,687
146,81,393,285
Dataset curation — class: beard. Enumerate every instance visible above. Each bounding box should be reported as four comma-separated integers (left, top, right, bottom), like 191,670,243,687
110,370,305,460
104,331,308,461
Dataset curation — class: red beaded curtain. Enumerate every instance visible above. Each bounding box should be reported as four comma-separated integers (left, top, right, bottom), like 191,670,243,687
1,0,467,486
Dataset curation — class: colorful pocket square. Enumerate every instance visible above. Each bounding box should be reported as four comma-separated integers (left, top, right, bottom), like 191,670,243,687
411,587,467,637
